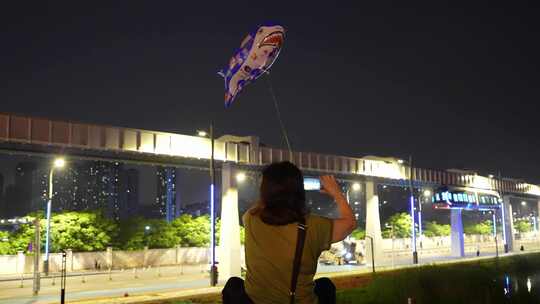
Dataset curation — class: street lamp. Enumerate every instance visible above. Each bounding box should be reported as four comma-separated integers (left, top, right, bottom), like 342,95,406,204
352,182,361,191
197,125,218,286
144,225,151,247
44,157,65,275
405,155,418,264
197,130,208,137
236,172,246,183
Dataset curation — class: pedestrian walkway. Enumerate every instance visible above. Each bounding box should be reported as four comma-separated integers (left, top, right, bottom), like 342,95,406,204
3,247,538,304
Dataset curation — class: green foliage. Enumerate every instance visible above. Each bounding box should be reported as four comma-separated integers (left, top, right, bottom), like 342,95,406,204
423,221,451,237
172,215,215,247
51,211,117,252
146,219,182,249
1,211,244,254
0,231,11,255
115,217,146,250
350,228,366,240
515,219,532,233
3,211,117,254
336,253,540,304
115,217,181,250
383,213,412,238
239,225,245,245
464,220,493,235
117,214,225,250
5,215,45,255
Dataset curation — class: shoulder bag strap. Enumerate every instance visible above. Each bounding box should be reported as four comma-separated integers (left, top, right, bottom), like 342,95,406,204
289,217,307,304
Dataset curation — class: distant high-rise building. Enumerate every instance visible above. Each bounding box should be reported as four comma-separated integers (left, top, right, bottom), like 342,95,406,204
81,161,122,219
42,160,124,219
156,167,178,222
119,168,139,219
6,161,41,217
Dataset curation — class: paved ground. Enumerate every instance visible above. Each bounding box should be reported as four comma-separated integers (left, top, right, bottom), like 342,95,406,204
2,243,539,304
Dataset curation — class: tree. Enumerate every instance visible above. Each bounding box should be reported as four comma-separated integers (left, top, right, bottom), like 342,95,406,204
424,221,451,237
514,219,532,234
6,213,46,255
3,211,117,254
145,219,181,249
115,217,180,250
383,213,412,238
50,211,117,252
350,228,366,240
464,220,493,235
171,215,220,247
0,231,11,255
240,225,245,245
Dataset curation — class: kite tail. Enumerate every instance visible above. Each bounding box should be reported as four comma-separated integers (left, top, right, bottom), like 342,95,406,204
265,74,292,154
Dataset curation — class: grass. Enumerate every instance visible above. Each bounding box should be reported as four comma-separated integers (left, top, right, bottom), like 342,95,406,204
169,253,540,304
337,253,540,304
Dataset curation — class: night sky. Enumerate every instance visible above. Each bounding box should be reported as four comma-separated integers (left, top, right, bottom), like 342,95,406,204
2,2,539,183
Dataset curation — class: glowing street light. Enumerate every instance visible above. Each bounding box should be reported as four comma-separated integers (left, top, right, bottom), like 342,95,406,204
54,158,65,168
44,157,66,275
522,201,527,206
197,130,208,137
423,189,432,197
236,172,246,183
352,183,361,191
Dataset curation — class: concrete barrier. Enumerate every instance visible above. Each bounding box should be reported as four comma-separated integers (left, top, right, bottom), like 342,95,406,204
0,246,212,274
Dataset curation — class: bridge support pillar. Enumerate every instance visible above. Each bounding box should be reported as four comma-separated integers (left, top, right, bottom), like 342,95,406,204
451,208,465,257
365,181,383,267
502,196,515,252
219,163,242,281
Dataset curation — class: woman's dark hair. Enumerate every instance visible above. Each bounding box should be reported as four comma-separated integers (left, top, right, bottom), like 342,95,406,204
251,161,307,225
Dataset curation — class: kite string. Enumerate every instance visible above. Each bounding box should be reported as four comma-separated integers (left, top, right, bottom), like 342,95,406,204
265,74,293,154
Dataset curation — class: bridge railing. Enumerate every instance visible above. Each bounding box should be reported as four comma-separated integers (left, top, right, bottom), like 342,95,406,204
0,113,251,164
1,112,538,196
258,146,539,196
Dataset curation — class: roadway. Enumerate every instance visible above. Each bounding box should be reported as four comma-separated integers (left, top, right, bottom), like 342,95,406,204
1,246,531,304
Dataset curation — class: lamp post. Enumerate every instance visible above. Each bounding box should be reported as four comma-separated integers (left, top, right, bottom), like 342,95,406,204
407,155,418,264
144,225,151,247
44,157,65,276
198,124,218,286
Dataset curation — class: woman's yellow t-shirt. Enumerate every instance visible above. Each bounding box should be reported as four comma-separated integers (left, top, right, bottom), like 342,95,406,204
243,211,333,304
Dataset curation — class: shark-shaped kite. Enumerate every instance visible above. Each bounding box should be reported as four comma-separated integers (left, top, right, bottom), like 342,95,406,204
219,23,285,107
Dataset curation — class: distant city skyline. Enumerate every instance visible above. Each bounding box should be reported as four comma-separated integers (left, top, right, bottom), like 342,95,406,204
0,154,211,220
0,153,535,228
